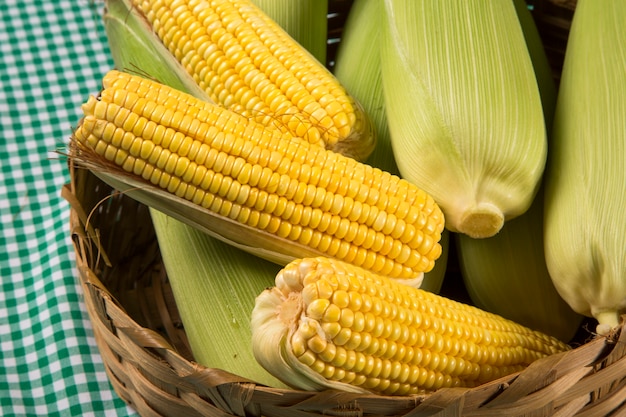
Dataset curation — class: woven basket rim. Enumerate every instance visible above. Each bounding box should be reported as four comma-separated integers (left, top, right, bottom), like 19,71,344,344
65,161,626,417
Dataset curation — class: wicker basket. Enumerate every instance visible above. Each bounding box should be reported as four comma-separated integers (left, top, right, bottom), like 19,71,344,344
64,1,626,415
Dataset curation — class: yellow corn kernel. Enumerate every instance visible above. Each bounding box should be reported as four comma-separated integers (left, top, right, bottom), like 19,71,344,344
127,0,374,161
73,70,444,280
252,257,571,395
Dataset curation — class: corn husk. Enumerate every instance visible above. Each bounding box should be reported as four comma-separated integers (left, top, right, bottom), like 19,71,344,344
151,210,284,386
334,0,396,176
457,192,584,342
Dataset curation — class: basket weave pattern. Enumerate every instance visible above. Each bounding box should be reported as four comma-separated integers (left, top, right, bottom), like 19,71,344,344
66,166,626,417
65,1,626,415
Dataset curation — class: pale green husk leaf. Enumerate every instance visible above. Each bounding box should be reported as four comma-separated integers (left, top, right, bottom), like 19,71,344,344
458,192,584,342
335,0,396,176
151,210,286,387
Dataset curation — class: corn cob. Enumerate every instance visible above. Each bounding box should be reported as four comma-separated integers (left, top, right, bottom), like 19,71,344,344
112,0,374,161
72,70,445,281
544,0,626,335
252,257,571,396
381,0,547,238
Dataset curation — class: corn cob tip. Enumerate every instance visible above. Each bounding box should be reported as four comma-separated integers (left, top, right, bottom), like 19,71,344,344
454,202,504,239
252,260,362,393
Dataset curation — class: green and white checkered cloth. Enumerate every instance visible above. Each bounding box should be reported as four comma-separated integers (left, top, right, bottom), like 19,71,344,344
1,1,138,415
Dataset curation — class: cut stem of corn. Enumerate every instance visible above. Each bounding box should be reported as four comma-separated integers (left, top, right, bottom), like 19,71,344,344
252,257,571,396
119,0,375,161
72,70,445,281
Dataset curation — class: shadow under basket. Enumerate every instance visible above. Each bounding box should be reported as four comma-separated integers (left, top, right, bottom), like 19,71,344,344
65,166,626,417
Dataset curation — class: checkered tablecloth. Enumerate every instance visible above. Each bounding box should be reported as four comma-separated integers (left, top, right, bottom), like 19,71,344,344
1,1,138,415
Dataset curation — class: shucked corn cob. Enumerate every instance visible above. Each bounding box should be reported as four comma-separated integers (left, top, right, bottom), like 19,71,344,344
115,0,375,161
72,70,445,281
252,257,571,396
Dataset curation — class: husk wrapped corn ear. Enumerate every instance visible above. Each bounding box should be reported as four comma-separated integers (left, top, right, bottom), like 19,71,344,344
381,0,547,238
544,0,626,335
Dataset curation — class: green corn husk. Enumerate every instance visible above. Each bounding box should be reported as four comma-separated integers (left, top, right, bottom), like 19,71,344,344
457,192,584,342
334,0,396,176
544,0,626,335
151,211,285,386
381,0,547,239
